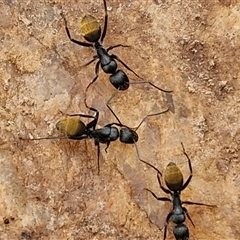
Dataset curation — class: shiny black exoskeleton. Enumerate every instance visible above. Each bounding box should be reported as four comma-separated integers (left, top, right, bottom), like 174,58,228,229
62,0,172,108
76,107,168,173
21,107,169,174
140,143,215,240
67,108,139,149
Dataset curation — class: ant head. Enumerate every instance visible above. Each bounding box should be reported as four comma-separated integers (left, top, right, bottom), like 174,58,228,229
119,128,138,144
164,162,183,192
56,117,87,137
110,70,130,90
80,15,101,42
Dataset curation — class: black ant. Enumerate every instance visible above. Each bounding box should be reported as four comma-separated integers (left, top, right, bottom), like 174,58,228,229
62,0,172,108
21,107,169,174
140,143,215,240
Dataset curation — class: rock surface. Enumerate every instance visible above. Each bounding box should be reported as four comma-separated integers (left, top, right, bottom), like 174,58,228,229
0,0,239,239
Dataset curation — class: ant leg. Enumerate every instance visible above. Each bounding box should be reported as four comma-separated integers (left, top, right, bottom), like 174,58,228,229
182,200,216,208
104,141,110,153
86,109,99,130
163,212,172,240
80,56,98,70
20,133,90,141
63,112,97,130
181,142,193,191
19,135,68,141
66,108,99,130
129,80,173,93
20,111,95,141
144,188,171,203
96,142,101,175
111,54,141,79
183,207,195,227
107,96,169,129
61,13,93,47
157,172,172,195
66,113,94,118
100,0,108,43
84,61,101,109
112,54,173,93
107,44,130,52
100,1,130,49
133,142,171,200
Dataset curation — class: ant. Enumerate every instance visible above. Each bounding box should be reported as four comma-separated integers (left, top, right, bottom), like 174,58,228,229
62,0,172,108
21,107,169,174
140,143,215,240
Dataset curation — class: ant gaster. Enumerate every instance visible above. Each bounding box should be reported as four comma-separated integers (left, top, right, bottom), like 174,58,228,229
21,107,169,174
140,143,215,240
62,0,172,108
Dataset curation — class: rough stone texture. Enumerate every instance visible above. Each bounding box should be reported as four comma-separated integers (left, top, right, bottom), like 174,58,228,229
0,0,239,239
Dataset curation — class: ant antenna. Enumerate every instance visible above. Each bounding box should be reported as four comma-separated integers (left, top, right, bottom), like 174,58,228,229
106,102,169,176
134,108,169,131
133,143,163,177
106,90,170,128
129,80,173,93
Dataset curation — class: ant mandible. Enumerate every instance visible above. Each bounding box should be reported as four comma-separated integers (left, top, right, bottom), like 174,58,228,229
21,107,169,174
140,143,216,240
62,0,172,108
